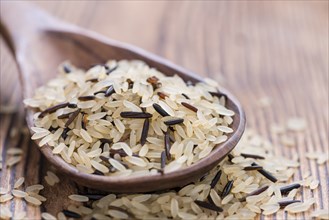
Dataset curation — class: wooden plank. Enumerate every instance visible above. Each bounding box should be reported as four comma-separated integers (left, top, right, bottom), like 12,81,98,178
0,1,327,219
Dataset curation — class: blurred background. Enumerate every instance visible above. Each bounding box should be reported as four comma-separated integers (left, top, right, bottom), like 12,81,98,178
0,1,328,219
1,1,328,126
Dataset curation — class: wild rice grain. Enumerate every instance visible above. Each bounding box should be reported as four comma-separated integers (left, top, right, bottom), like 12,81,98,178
120,111,152,118
252,162,277,182
280,183,301,194
38,102,70,118
62,210,82,218
78,96,95,101
240,185,269,202
58,112,73,119
164,130,171,160
164,118,184,126
181,102,198,112
210,170,222,188
278,200,301,208
99,138,112,144
195,200,223,212
160,151,166,171
152,103,170,117
64,109,81,127
140,118,149,146
243,165,263,171
63,64,71,73
106,65,117,75
241,153,265,160
68,103,77,108
182,93,190,99
221,180,234,198
105,85,115,97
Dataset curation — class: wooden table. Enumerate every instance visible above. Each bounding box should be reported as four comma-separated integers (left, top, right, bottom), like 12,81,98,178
0,1,328,219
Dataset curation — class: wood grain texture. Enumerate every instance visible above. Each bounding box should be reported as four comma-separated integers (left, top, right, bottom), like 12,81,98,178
0,1,328,219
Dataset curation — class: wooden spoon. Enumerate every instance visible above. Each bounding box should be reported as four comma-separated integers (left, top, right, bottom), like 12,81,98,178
0,2,245,193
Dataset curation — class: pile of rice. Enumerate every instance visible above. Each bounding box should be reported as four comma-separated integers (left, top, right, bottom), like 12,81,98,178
23,60,234,176
1,130,328,220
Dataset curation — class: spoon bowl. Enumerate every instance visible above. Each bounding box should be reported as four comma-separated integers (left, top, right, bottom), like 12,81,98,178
0,2,245,192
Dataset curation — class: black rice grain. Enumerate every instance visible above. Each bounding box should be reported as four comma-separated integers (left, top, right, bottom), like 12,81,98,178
99,138,113,144
63,64,71,74
38,102,70,118
210,170,222,188
110,149,128,157
182,93,190,99
62,210,81,218
120,111,152,118
164,130,171,160
140,118,150,146
241,153,265,160
152,103,169,117
78,96,95,101
164,118,184,126
94,90,106,95
68,103,77,108
243,165,263,171
161,151,166,170
126,79,134,89
65,109,81,127
280,183,301,194
105,85,115,97
57,112,73,119
100,155,110,162
200,172,209,182
181,102,198,112
227,154,234,162
106,65,118,75
221,180,234,198
240,185,269,202
93,170,104,176
195,200,223,212
86,78,98,83
278,200,301,208
252,162,278,183
209,91,227,101
61,127,70,140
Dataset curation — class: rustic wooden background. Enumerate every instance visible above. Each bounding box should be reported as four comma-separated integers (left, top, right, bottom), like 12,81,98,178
0,1,328,219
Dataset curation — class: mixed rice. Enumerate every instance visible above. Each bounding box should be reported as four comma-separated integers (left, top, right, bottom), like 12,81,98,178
1,130,328,219
23,60,234,176
1,60,327,219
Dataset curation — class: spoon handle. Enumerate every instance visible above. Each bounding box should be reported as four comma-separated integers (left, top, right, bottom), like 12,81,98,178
0,1,58,55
